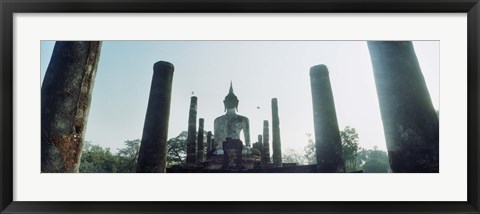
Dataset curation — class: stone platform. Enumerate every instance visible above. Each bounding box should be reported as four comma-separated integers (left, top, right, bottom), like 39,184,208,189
202,154,261,170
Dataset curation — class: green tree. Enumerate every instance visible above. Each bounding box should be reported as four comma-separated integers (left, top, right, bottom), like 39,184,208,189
167,131,188,167
116,139,140,173
340,126,360,172
361,146,391,173
305,127,361,171
303,133,316,164
282,148,306,164
362,159,390,173
79,141,118,173
356,148,369,165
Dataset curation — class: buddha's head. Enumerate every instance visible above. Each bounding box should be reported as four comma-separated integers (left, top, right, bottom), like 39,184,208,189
224,82,239,112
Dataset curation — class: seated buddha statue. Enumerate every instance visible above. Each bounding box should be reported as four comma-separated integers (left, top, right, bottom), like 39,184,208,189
213,82,251,154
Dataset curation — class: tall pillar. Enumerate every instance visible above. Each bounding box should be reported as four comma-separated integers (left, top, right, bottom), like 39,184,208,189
310,64,345,173
271,98,283,167
186,96,198,168
136,61,174,173
257,134,263,156
207,131,213,151
262,120,271,163
367,41,439,172
211,139,216,152
41,41,102,173
196,118,205,166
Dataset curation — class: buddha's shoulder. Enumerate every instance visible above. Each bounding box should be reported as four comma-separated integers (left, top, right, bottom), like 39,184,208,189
235,114,249,121
214,115,226,122
214,114,249,121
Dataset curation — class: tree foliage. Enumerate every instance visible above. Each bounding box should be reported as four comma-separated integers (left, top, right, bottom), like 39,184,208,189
79,140,140,173
303,133,316,164
79,131,190,172
79,141,118,173
167,131,188,167
304,127,361,170
357,146,391,173
282,148,306,164
302,127,391,173
340,126,360,172
116,140,140,172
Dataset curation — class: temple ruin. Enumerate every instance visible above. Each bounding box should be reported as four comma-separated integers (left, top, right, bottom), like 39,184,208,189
310,64,345,173
368,41,439,173
41,41,439,173
41,41,102,173
136,61,174,173
185,96,197,168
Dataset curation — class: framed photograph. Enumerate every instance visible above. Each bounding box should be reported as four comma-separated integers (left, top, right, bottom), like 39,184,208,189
1,0,479,213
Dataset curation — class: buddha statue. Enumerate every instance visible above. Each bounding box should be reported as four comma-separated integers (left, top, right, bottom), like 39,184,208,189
213,82,251,154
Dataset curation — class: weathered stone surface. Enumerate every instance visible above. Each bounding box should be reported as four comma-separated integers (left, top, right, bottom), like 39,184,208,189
309,64,345,173
214,83,251,150
251,135,263,168
258,135,262,143
367,41,439,173
41,41,102,173
136,61,174,173
207,131,213,151
211,139,216,152
262,120,270,164
222,138,244,169
203,152,260,170
271,98,282,167
186,96,198,168
254,135,263,152
196,118,205,166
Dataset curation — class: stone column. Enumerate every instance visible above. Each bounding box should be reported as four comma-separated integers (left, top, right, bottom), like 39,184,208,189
262,120,271,163
271,98,283,167
207,131,213,151
257,134,263,156
41,41,102,173
196,118,205,166
186,96,198,168
136,61,174,173
310,64,345,173
211,139,216,152
367,41,439,173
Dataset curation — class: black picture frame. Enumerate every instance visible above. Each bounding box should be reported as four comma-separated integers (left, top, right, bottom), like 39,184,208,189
1,0,479,213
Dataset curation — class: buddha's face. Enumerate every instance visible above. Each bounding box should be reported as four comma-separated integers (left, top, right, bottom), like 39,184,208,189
224,98,239,111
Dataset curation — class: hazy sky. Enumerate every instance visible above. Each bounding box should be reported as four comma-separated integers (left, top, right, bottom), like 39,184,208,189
40,41,439,154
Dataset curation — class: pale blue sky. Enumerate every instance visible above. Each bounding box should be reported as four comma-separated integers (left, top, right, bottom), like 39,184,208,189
40,41,439,154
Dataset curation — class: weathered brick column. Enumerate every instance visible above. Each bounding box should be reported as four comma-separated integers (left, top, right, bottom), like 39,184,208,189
309,64,345,173
257,134,263,157
262,120,271,163
186,96,198,168
207,131,213,151
196,118,205,166
367,41,439,173
271,98,282,167
136,61,174,173
41,41,102,173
